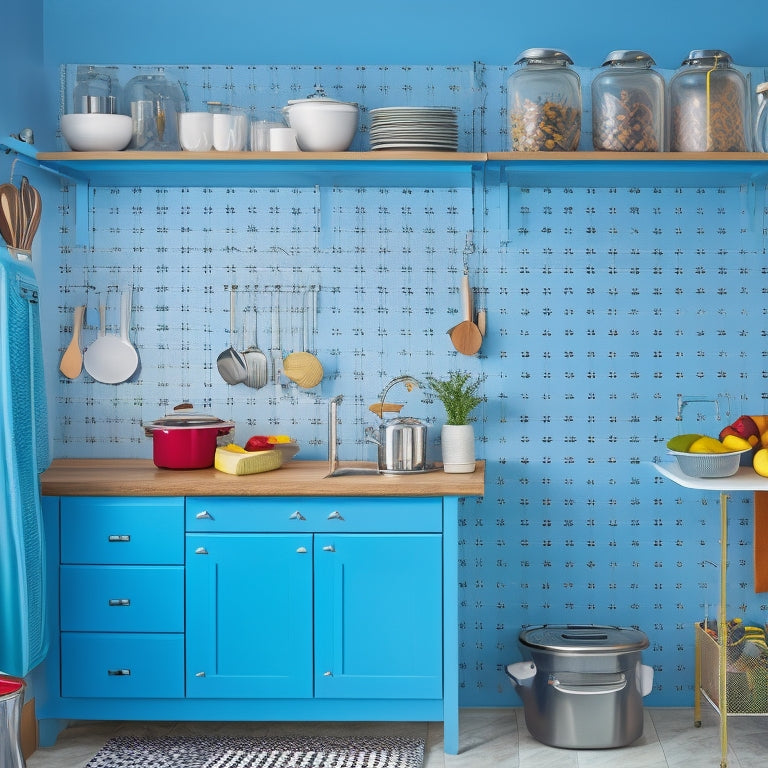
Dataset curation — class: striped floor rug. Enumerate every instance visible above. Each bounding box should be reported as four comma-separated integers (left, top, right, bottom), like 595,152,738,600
84,734,425,768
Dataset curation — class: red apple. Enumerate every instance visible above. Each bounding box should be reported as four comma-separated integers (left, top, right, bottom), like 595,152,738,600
719,425,742,440
730,415,760,440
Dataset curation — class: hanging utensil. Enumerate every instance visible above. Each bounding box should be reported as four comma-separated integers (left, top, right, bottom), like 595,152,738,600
83,290,139,384
283,288,323,389
217,285,247,385
59,304,86,379
20,182,41,250
271,290,283,385
242,292,268,389
0,183,20,248
448,271,482,356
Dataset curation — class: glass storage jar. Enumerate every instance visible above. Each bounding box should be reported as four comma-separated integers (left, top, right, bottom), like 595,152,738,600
669,50,750,152
124,69,187,151
507,48,581,151
754,82,768,152
73,65,121,115
591,50,665,152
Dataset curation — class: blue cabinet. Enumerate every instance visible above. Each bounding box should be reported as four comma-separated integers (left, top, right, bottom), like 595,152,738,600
37,492,461,753
185,497,443,701
186,533,314,699
314,533,442,699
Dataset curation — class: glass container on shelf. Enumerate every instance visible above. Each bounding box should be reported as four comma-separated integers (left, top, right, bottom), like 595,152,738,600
591,50,665,152
73,66,122,115
507,48,581,151
124,69,187,150
754,82,768,152
669,50,750,152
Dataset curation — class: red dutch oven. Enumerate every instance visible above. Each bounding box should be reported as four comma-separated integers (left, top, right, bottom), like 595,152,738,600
143,404,234,469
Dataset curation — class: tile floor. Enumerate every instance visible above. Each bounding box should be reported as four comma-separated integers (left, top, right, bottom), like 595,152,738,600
24,707,768,768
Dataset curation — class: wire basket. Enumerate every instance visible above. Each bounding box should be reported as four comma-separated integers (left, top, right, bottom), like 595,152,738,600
668,449,749,478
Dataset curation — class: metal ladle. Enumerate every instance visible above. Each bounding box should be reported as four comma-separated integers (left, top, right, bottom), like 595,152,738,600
217,285,247,385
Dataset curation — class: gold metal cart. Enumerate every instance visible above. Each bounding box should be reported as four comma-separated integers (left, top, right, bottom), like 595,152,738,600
653,462,768,768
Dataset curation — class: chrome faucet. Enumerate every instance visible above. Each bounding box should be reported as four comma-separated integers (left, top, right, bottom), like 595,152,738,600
326,394,378,477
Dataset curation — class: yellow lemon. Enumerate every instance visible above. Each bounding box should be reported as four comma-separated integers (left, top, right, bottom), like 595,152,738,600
688,436,731,454
721,434,752,453
754,448,768,477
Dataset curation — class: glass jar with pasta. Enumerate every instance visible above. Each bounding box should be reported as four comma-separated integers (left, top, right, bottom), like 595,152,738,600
507,48,581,152
669,50,750,152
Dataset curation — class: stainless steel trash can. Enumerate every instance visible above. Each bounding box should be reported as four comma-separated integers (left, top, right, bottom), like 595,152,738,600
0,675,26,768
506,624,654,749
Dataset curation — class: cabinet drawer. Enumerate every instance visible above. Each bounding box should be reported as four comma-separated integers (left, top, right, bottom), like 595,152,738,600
186,496,443,533
60,566,183,632
61,632,184,698
61,497,184,564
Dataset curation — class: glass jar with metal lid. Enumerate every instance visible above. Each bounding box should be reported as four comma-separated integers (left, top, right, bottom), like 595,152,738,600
754,82,768,152
507,48,581,151
669,49,750,152
591,50,665,152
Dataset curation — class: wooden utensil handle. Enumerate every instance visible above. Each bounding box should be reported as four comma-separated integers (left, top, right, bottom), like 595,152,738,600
461,273,472,322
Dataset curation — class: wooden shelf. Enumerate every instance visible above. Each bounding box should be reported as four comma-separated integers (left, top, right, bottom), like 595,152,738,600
33,149,486,189
487,151,768,188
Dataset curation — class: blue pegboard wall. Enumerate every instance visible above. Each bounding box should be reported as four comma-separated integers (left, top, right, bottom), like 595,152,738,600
51,62,768,706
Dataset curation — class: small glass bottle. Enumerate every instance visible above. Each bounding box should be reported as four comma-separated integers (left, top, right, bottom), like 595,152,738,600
754,82,768,152
669,50,750,152
507,48,581,151
591,51,665,152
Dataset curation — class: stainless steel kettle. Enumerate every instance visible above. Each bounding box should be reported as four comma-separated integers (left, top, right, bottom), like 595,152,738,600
365,417,428,473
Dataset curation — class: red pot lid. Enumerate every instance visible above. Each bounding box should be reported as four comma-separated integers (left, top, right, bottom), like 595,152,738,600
0,676,24,696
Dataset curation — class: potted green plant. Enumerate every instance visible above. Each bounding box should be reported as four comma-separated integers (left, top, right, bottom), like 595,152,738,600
426,371,483,473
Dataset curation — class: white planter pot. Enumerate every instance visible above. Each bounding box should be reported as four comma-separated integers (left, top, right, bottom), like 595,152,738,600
440,424,476,473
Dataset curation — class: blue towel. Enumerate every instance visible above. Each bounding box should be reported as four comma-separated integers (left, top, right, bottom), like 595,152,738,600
0,247,49,677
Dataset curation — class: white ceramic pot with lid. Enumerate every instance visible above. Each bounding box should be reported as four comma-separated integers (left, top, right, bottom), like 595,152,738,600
282,91,359,151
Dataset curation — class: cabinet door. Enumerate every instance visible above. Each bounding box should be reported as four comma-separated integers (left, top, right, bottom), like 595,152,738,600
186,533,313,698
314,533,443,700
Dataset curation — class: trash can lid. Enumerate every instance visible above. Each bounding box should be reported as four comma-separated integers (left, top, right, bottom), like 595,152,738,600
0,676,24,696
519,624,649,653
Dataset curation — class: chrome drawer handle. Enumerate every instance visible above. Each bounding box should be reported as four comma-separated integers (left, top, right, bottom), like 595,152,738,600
107,534,130,542
296,546,308,554
108,598,131,607
327,510,344,520
107,669,131,676
322,545,335,552
289,510,306,521
323,671,333,677
195,547,209,555
195,510,213,520
195,671,206,678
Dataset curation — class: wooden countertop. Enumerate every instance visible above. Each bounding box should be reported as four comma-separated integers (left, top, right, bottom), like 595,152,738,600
40,459,485,498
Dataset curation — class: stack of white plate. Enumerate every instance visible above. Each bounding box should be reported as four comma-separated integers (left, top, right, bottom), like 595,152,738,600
369,106,458,151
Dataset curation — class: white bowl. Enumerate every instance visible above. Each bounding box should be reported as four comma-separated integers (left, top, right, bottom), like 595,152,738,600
61,113,133,151
283,98,359,152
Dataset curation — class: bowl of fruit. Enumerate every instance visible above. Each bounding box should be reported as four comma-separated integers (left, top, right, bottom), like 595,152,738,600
666,433,751,478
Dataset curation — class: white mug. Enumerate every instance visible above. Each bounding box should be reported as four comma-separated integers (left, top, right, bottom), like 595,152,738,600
178,112,213,152
269,126,300,152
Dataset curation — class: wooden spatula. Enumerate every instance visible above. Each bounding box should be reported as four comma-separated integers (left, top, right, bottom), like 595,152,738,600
59,304,86,379
448,272,482,356
0,183,20,248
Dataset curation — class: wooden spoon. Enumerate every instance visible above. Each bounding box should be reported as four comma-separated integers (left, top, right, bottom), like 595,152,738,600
59,304,86,379
0,183,20,248
448,272,482,356
21,186,42,250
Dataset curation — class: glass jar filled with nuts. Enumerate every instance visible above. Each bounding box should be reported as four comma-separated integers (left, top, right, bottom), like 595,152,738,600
591,50,665,152
507,48,581,151
669,50,751,152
